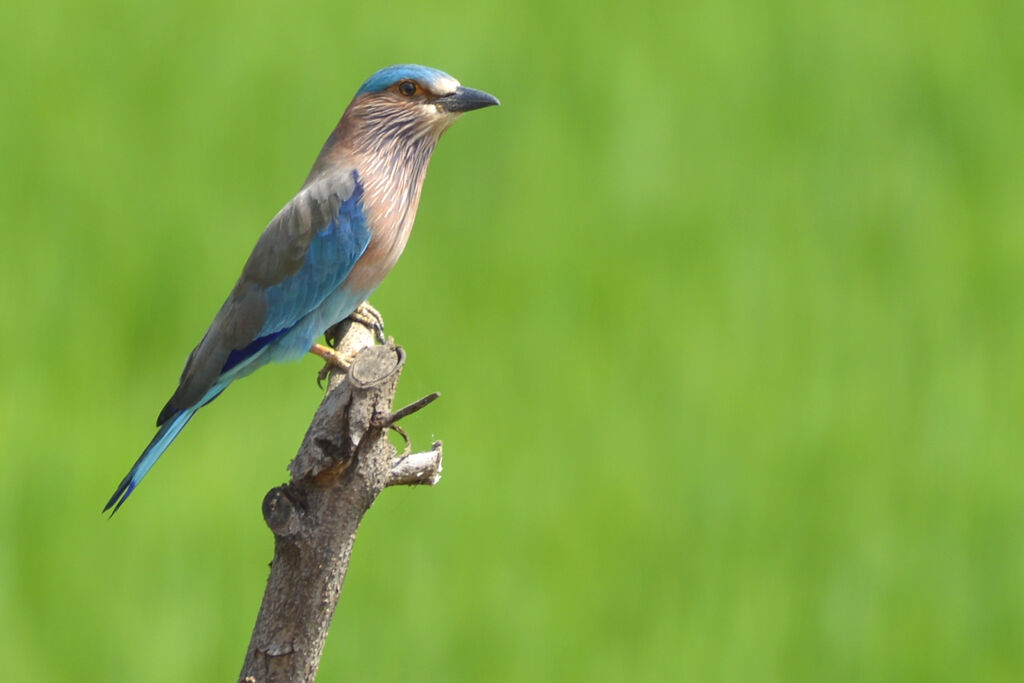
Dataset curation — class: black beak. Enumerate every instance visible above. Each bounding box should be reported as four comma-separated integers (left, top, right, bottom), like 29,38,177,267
438,86,500,113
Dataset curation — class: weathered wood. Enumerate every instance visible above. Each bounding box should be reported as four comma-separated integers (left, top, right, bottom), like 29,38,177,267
239,312,443,683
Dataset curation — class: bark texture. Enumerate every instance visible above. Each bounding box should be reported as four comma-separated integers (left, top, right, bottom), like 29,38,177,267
239,316,442,683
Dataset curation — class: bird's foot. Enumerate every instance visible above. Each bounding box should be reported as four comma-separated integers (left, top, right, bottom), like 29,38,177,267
324,302,386,348
311,343,356,387
318,303,385,387
347,302,386,344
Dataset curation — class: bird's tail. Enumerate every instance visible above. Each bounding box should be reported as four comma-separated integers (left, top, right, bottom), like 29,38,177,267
104,407,197,515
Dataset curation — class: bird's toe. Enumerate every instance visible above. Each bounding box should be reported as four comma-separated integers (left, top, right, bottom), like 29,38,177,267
348,302,386,343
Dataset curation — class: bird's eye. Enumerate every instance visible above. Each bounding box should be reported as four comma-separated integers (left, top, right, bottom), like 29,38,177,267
398,80,417,97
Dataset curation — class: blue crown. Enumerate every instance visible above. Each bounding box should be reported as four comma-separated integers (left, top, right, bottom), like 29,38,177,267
356,64,457,95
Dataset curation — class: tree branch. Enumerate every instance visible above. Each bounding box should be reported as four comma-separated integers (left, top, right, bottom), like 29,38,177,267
239,313,443,683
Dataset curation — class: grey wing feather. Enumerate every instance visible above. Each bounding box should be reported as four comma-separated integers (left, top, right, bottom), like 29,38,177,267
158,170,361,424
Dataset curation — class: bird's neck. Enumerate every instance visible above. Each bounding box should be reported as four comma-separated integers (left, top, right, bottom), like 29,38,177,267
355,124,439,270
356,131,437,235
307,109,444,292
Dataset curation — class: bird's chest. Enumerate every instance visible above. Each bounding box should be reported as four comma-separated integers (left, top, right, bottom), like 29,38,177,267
342,179,421,295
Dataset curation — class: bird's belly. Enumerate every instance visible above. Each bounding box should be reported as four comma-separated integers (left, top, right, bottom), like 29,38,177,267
269,286,372,364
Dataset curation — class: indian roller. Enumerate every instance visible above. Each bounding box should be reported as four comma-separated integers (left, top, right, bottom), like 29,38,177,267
105,65,499,513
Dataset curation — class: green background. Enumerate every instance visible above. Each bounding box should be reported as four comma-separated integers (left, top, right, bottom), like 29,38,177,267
2,0,1022,680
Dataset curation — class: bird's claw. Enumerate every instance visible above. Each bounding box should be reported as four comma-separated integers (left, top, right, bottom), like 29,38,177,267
348,302,386,344
324,302,386,347
311,343,356,388
316,303,385,387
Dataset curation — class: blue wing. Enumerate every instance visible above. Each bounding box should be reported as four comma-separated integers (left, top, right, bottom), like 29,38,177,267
105,170,372,513
223,175,371,373
162,168,372,419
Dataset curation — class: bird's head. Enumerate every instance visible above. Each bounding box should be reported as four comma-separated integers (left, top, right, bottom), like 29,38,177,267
306,65,497,195
347,64,499,143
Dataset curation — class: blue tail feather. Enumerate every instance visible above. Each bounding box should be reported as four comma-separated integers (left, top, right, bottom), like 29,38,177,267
107,382,230,515
104,407,197,515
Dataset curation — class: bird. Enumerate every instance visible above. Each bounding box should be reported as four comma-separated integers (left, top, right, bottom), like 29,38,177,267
105,64,499,513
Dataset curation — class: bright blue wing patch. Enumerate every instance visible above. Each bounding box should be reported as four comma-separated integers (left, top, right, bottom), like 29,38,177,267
260,179,369,334
221,176,370,374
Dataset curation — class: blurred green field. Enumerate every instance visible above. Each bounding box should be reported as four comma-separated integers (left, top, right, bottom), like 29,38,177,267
2,0,1023,680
